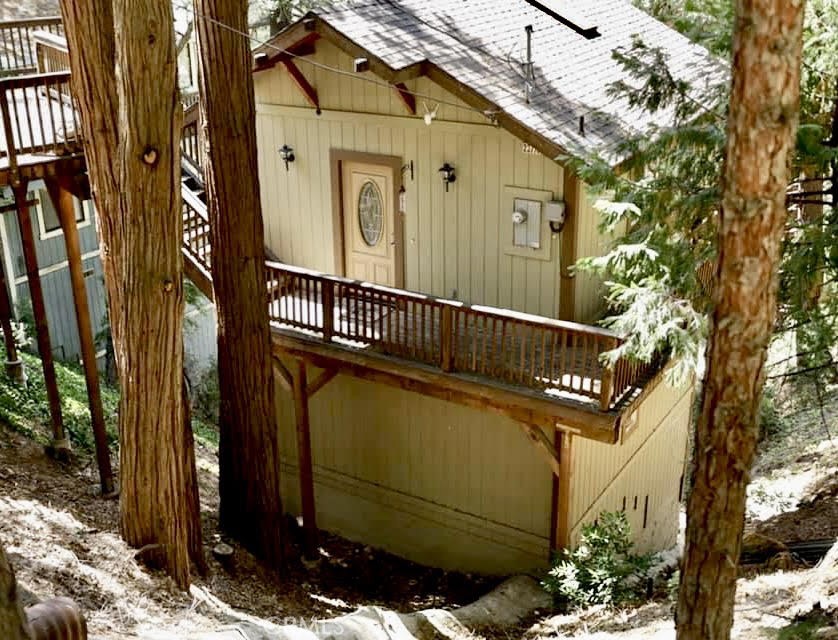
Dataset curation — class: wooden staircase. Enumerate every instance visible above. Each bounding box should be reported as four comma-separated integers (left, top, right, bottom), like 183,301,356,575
180,158,214,300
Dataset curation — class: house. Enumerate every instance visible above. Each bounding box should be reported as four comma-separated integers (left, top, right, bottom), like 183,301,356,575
1,2,712,574
0,17,216,379
246,0,716,573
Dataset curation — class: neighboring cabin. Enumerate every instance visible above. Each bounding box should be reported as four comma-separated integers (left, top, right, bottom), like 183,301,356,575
250,0,716,572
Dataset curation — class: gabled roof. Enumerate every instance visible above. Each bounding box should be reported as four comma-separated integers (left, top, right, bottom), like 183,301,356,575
261,0,724,165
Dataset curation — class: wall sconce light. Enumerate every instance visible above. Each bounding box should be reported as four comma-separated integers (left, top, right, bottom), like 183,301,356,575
279,144,295,171
398,185,406,214
439,163,456,192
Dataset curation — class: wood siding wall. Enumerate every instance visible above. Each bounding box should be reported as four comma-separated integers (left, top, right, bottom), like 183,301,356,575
254,40,591,318
569,379,693,551
275,357,554,573
256,40,672,572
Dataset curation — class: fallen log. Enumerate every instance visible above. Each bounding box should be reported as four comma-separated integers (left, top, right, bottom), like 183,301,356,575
740,537,836,566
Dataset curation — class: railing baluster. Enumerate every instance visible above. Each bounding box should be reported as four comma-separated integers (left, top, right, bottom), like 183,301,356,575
321,279,334,341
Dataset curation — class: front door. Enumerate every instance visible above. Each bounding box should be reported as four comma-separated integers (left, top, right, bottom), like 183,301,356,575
342,160,397,286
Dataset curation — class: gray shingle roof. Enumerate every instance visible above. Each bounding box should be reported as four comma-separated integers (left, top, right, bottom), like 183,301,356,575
307,0,724,164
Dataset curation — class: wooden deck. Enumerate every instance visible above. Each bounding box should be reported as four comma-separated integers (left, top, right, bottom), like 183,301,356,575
0,70,83,185
265,264,659,416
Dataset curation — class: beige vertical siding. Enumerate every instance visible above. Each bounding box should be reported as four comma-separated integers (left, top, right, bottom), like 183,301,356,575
254,41,573,317
275,358,554,573
568,379,693,552
255,40,679,570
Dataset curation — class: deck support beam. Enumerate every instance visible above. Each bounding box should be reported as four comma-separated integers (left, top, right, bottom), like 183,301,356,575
272,354,293,392
292,359,318,559
45,176,115,495
306,367,337,397
11,183,68,456
550,430,574,553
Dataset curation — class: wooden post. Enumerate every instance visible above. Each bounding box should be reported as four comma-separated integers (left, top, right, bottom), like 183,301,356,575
552,430,574,552
46,177,115,495
12,184,68,455
321,279,334,342
293,359,318,558
598,336,619,412
440,305,454,372
0,253,24,383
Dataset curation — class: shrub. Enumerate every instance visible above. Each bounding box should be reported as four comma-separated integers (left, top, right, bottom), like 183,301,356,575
542,511,654,608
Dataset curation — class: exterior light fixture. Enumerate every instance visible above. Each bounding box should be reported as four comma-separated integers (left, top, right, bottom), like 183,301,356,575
398,185,407,214
439,163,456,192
279,144,295,170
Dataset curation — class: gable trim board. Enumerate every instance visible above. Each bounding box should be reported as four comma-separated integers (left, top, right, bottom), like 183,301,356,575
257,16,566,163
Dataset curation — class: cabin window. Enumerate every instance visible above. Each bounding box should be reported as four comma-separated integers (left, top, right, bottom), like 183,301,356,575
357,180,383,247
36,190,88,240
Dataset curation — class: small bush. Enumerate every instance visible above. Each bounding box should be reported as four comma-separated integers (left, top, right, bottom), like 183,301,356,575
191,361,220,426
542,511,653,608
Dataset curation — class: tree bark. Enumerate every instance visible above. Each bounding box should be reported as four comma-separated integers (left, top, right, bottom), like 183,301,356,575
59,0,202,587
194,0,284,566
675,2,805,639
0,544,31,640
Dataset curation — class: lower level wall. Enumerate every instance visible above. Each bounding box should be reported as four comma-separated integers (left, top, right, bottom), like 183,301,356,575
275,359,554,575
568,377,693,553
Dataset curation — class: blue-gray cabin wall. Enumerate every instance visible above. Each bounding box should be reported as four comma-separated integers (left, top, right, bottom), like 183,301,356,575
1,180,218,375
1,181,107,363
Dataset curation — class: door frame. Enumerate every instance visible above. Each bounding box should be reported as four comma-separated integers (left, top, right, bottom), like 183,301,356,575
329,149,405,288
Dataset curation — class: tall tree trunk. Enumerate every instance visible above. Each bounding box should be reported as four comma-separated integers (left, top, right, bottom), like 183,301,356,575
676,2,805,639
59,0,202,587
194,0,284,566
0,544,31,640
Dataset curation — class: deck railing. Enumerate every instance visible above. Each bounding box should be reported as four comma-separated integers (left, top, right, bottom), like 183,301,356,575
0,71,82,173
0,17,63,76
33,30,69,74
264,262,656,410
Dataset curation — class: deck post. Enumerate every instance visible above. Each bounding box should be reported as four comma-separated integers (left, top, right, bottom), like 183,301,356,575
598,336,619,412
440,304,454,372
46,176,115,495
292,358,318,559
550,430,574,554
0,250,24,383
321,279,334,341
12,184,69,456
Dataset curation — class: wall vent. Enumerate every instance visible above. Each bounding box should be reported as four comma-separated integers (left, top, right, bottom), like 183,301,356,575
524,0,600,39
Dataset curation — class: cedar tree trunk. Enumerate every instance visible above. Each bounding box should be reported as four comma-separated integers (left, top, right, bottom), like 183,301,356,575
0,544,30,640
59,0,203,587
676,2,805,638
194,0,284,565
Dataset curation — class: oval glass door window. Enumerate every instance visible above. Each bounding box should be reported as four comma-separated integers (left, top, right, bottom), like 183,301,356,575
358,180,383,247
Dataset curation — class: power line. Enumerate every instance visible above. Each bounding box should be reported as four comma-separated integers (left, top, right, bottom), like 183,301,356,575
192,10,502,122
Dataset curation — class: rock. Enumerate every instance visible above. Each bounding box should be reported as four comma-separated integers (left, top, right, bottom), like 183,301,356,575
451,575,552,629
319,606,415,640
815,627,838,639
766,551,795,572
741,532,788,560
405,609,472,640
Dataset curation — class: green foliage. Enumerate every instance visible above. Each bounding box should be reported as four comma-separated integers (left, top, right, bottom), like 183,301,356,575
542,512,654,608
777,613,834,640
758,386,785,443
191,360,220,427
0,352,120,450
572,1,838,388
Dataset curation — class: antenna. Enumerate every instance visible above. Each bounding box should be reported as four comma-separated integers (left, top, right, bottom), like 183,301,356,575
524,25,534,104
